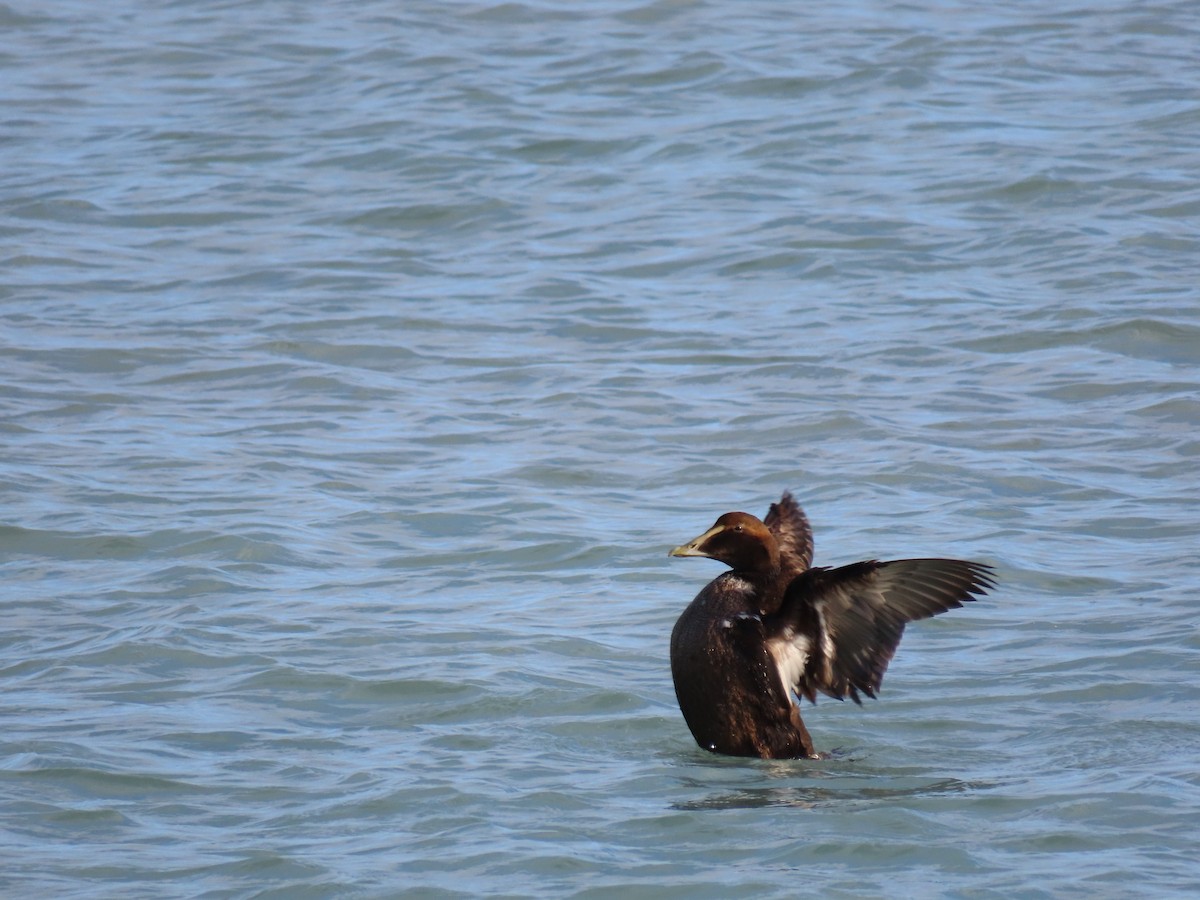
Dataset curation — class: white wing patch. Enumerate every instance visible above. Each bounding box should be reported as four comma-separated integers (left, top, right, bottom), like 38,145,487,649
766,627,810,704
814,601,836,684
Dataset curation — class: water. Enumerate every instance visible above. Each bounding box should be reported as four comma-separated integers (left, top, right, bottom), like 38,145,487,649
3,0,1199,896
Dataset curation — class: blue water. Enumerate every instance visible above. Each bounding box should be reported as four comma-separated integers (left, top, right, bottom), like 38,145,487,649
3,1,1199,896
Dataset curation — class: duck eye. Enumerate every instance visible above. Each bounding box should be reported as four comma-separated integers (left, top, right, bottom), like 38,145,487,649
734,524,744,533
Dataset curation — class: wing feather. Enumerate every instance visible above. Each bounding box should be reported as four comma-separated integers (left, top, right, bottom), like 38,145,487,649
763,491,814,578
773,558,994,705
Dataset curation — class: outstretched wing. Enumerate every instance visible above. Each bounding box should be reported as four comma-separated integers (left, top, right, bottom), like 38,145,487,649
763,491,813,578
770,558,994,705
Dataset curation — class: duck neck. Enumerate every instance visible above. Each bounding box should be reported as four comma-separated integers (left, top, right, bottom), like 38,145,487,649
736,565,785,616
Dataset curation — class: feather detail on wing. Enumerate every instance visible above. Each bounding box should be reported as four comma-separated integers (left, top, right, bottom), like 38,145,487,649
769,558,995,705
763,491,813,579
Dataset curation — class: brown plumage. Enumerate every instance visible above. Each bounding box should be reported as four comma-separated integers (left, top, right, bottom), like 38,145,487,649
668,492,994,759
763,491,813,580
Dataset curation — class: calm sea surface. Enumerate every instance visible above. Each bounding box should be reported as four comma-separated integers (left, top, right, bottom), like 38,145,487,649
3,1,1199,896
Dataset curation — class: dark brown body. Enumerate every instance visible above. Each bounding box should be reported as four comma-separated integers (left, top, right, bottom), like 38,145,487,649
671,571,814,758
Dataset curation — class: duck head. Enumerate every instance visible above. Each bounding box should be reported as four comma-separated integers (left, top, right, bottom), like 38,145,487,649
669,511,781,574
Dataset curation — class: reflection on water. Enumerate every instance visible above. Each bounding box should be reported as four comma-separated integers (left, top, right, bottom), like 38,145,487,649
676,775,994,811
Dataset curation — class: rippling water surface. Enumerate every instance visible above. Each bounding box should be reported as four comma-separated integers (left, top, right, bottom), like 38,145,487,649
3,1,1199,896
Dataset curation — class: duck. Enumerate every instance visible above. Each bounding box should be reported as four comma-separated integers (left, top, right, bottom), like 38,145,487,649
668,492,994,759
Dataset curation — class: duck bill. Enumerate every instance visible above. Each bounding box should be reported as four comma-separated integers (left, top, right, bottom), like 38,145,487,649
668,524,724,558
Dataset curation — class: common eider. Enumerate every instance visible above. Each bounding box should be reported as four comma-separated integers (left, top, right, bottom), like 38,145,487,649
668,492,994,759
